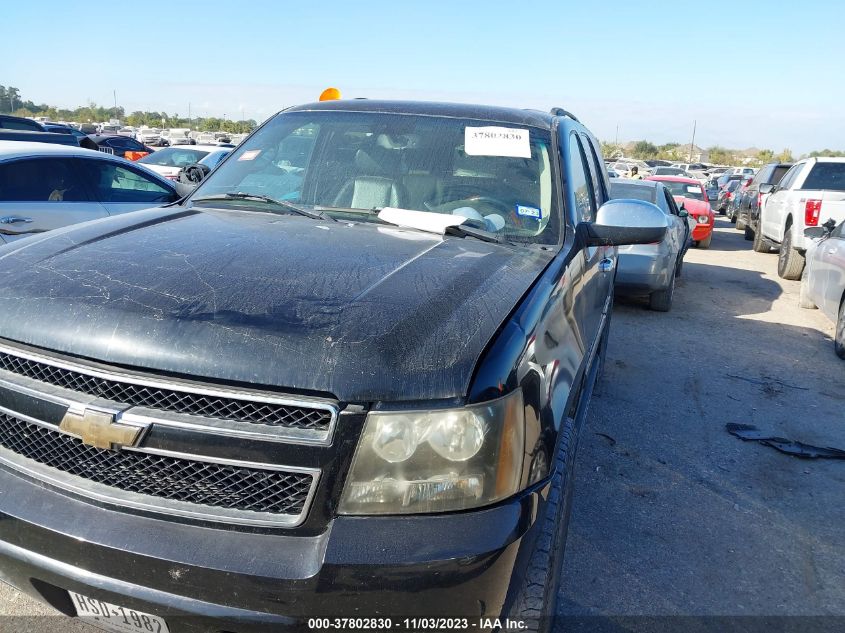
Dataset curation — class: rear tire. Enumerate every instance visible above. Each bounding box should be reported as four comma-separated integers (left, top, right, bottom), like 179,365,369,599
743,225,754,241
777,228,805,280
836,300,845,360
698,232,713,249
508,416,579,632
649,267,675,312
735,214,744,229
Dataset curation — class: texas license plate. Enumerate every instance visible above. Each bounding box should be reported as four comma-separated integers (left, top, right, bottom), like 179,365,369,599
69,591,170,633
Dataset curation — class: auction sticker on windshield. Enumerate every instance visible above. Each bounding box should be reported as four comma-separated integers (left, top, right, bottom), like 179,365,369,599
69,591,170,633
465,126,530,158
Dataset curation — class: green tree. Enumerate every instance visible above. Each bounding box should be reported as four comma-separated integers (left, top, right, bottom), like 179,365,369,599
756,149,774,163
600,141,622,159
632,140,658,159
776,148,794,162
708,146,735,165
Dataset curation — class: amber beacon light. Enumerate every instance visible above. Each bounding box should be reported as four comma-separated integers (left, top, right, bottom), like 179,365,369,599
319,87,342,101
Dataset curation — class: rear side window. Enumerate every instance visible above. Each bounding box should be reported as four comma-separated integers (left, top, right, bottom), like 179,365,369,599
78,160,175,203
769,165,791,185
801,163,845,191
0,158,88,202
567,135,596,223
776,165,802,190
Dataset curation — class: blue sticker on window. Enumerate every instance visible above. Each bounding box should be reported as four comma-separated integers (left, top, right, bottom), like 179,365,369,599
516,205,542,219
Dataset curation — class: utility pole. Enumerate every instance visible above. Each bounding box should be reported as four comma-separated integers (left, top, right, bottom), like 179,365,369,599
113,90,117,110
688,120,697,162
188,102,191,126
615,124,619,146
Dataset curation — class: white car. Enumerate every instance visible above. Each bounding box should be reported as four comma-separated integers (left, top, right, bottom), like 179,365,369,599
163,128,194,146
757,157,845,279
137,128,163,145
0,141,179,243
725,166,756,177
135,145,224,180
800,220,845,358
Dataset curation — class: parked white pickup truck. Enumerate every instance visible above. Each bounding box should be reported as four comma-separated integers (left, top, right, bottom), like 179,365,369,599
758,157,845,279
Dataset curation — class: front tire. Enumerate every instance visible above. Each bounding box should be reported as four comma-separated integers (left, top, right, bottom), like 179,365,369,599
752,222,771,253
777,228,805,280
698,232,713,249
836,300,845,360
508,416,579,631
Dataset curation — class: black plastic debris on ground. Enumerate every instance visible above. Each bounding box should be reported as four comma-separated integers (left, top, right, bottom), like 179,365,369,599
725,423,845,460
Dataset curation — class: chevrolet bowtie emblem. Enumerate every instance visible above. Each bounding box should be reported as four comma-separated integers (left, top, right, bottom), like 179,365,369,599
59,408,142,450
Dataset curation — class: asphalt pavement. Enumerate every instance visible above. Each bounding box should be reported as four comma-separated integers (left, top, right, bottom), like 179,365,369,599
558,217,845,632
1,217,843,633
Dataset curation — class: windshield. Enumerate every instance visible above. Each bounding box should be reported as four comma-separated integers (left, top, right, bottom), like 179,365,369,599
189,110,559,244
658,180,704,200
609,181,656,203
138,148,210,167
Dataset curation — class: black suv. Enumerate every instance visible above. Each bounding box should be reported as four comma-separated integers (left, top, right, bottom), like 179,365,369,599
736,162,793,239
0,100,666,632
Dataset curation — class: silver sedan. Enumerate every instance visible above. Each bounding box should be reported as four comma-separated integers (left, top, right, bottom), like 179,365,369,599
0,141,180,243
609,179,691,311
800,221,845,358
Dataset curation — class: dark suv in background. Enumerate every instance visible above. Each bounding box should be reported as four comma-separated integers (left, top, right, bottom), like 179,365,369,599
0,100,666,632
736,162,793,238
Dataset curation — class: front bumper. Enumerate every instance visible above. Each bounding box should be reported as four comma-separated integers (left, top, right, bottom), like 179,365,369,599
692,222,713,242
0,465,539,632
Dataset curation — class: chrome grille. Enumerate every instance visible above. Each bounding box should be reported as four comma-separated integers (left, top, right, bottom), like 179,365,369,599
0,351,332,431
0,412,313,517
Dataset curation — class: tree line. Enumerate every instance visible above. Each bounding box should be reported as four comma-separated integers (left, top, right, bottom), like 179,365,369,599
600,139,845,166
0,86,257,134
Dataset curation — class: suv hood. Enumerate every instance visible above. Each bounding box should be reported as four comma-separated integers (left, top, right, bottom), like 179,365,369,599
0,207,552,402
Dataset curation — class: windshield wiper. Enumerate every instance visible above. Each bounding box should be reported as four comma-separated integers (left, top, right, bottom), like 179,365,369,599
192,193,334,221
444,223,504,244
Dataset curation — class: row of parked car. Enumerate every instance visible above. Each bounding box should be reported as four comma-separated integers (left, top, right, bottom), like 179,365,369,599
710,157,845,358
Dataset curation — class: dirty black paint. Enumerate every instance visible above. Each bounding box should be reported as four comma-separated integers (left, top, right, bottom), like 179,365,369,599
0,206,552,403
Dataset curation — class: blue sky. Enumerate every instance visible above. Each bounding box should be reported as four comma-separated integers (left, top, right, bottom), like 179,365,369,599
3,0,843,153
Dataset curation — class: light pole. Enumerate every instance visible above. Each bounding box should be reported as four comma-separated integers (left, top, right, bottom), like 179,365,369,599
688,120,697,163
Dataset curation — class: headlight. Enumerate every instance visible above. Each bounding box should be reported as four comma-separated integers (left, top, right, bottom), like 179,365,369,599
339,389,527,514
697,215,710,224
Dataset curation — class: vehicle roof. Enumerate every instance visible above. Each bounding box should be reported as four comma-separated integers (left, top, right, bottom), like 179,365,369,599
285,99,556,129
152,144,222,151
805,156,845,164
0,140,106,158
646,175,702,185
610,178,663,190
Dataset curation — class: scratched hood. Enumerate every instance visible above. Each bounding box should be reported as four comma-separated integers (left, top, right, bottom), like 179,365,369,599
0,207,551,402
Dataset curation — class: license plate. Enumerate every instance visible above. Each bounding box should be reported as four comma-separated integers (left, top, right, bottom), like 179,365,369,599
69,591,170,633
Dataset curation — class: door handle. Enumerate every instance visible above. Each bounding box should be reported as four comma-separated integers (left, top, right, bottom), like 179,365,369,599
0,216,33,224
599,258,615,273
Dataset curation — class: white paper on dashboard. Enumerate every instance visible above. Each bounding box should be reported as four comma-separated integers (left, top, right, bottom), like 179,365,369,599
464,126,531,158
378,207,467,235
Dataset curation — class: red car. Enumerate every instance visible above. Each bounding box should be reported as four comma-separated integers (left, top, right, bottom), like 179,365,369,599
646,175,715,249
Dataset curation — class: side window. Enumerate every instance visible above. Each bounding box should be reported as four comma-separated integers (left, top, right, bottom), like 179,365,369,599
0,118,43,132
80,161,175,203
0,158,88,202
581,134,608,206
567,134,596,223
751,166,771,185
777,164,802,190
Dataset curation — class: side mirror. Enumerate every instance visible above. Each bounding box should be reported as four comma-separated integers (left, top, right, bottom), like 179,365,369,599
804,226,827,240
759,183,774,194
582,199,668,246
678,208,689,218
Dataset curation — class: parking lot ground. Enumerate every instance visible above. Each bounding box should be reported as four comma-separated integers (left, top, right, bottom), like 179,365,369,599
559,217,845,631
2,218,843,633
